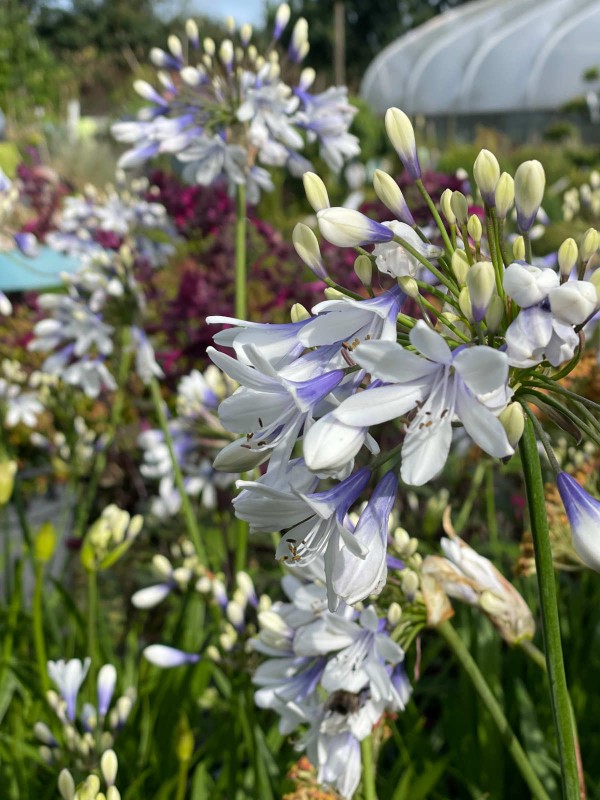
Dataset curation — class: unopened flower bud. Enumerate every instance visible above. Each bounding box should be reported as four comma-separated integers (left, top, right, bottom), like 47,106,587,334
0,459,16,506
185,19,199,47
324,287,345,300
274,3,291,39
580,228,600,262
514,160,545,232
240,23,252,46
590,269,600,301
167,35,182,59
101,749,118,786
290,303,310,322
458,287,473,322
206,645,221,662
373,169,415,225
549,281,598,324
467,214,482,244
225,15,235,34
440,188,456,225
80,775,101,800
485,294,504,333
397,275,419,298
203,37,215,55
292,222,326,279
450,191,468,226
58,769,75,800
451,250,469,286
354,254,372,287
219,39,234,69
317,208,394,248
298,66,315,91
34,521,56,563
499,403,525,448
384,107,421,180
401,569,419,597
289,17,308,62
303,171,330,212
387,602,402,626
466,260,495,322
106,789,121,800
473,149,500,206
557,472,600,572
558,238,579,279
495,172,514,220
180,67,201,87
512,236,525,261
176,719,195,763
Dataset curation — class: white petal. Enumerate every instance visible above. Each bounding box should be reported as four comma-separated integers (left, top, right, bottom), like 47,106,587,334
453,346,508,396
455,386,514,459
353,339,438,383
335,383,426,426
409,321,452,364
401,418,452,486
303,414,366,472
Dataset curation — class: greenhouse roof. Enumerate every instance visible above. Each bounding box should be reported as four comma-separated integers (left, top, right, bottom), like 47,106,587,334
360,0,600,115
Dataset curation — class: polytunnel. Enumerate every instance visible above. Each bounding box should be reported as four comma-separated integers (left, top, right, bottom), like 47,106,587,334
360,0,600,116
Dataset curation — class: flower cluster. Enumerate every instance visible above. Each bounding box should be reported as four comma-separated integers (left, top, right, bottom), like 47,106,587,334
253,574,411,799
112,5,359,201
37,659,134,772
138,365,237,518
58,749,121,800
209,107,600,637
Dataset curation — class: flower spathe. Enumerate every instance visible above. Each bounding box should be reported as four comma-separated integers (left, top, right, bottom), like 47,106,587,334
557,472,600,572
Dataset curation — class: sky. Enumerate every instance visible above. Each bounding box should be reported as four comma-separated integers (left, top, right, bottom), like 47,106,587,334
176,0,268,27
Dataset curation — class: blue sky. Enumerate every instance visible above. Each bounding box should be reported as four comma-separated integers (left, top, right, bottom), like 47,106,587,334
184,0,268,27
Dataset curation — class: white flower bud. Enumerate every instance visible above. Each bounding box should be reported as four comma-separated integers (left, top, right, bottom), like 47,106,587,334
466,260,495,322
558,238,579,279
324,287,345,300
512,236,525,261
106,788,121,800
58,769,75,800
397,275,419,298
292,222,326,279
387,602,402,626
450,191,468,225
373,169,414,225
467,214,482,244
590,269,600,301
219,39,234,68
384,107,421,180
401,569,419,597
180,67,201,87
514,160,545,232
473,149,500,206
580,228,599,262
316,208,394,248
167,35,182,59
440,188,456,224
458,287,474,322
291,303,310,322
495,172,514,220
226,600,245,627
185,19,199,44
499,403,525,449
34,721,55,745
133,80,160,102
299,66,315,90
203,37,215,56
101,749,118,786
503,262,558,308
451,250,469,286
354,254,373,287
485,294,505,333
225,15,235,33
240,23,252,45
274,3,291,37
302,171,330,212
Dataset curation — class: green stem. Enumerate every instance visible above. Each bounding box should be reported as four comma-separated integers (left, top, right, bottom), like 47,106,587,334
235,182,247,320
524,234,533,263
149,378,207,563
33,561,49,693
519,419,582,799
454,461,486,534
485,463,498,545
0,559,22,683
175,759,189,800
392,235,457,295
360,735,377,800
438,621,551,800
87,569,98,691
415,179,453,253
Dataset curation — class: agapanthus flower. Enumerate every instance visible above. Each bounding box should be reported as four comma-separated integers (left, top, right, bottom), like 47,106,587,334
557,472,600,572
112,8,359,202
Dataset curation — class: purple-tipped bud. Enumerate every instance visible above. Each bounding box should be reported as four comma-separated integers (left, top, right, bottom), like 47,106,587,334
143,645,200,668
97,664,117,717
557,472,600,572
317,207,395,247
514,160,545,233
273,3,291,40
373,169,415,226
292,223,327,279
384,108,421,181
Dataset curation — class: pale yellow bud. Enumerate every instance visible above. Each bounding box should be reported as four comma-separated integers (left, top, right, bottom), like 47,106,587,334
302,172,330,212
354,254,373,287
485,294,505,333
451,250,469,286
176,720,194,763
100,749,118,787
401,569,420,597
397,275,419,298
240,23,252,45
473,149,500,206
580,228,600,262
466,260,495,322
384,108,421,179
440,188,456,225
467,214,482,244
292,222,326,279
495,172,514,220
499,403,525,448
185,19,198,43
167,35,182,59
34,521,56,563
512,236,525,261
387,602,402,626
225,15,235,33
458,287,473,323
558,238,579,279
324,287,344,300
0,459,17,506
58,769,75,800
291,303,310,322
203,37,215,56
450,191,468,225
514,160,545,232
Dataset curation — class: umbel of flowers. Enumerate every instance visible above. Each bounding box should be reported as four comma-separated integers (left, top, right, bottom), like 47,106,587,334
208,107,600,797
112,5,359,203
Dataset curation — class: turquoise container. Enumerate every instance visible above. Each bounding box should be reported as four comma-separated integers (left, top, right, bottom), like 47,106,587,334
0,247,79,292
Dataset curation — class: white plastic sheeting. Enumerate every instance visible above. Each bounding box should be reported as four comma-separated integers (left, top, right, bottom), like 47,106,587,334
361,0,600,115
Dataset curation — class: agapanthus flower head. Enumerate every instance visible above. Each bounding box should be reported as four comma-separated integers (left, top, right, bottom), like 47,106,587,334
112,10,359,202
